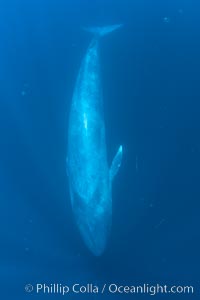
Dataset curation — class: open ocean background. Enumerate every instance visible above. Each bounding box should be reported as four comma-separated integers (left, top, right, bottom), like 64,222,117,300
0,0,200,299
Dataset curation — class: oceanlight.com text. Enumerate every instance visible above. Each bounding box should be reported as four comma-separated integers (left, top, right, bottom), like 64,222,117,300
25,283,194,296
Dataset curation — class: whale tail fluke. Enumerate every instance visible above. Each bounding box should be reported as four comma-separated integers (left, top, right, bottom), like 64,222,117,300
82,24,123,37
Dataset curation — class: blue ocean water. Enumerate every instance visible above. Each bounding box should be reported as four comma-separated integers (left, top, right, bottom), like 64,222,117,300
0,0,200,299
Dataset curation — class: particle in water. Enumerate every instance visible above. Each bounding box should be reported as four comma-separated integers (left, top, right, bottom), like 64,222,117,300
21,90,26,96
163,17,170,23
178,8,183,14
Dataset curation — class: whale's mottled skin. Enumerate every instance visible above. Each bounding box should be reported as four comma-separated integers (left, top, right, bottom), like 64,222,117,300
67,25,123,256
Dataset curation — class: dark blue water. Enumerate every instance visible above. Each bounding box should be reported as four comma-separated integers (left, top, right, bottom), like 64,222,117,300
0,0,200,299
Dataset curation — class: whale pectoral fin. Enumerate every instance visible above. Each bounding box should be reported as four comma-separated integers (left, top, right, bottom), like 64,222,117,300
110,145,123,181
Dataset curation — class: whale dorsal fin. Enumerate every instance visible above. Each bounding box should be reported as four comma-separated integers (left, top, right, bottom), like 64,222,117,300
110,145,123,181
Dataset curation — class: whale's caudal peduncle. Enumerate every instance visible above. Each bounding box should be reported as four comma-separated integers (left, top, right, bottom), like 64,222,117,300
82,24,123,36
67,24,123,256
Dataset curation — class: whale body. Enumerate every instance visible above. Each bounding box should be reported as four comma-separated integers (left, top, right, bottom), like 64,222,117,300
67,25,123,256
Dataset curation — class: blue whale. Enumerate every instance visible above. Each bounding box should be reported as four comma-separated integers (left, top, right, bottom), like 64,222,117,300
67,24,123,256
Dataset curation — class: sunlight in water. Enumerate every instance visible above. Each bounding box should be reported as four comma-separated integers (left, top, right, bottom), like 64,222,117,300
83,113,88,130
